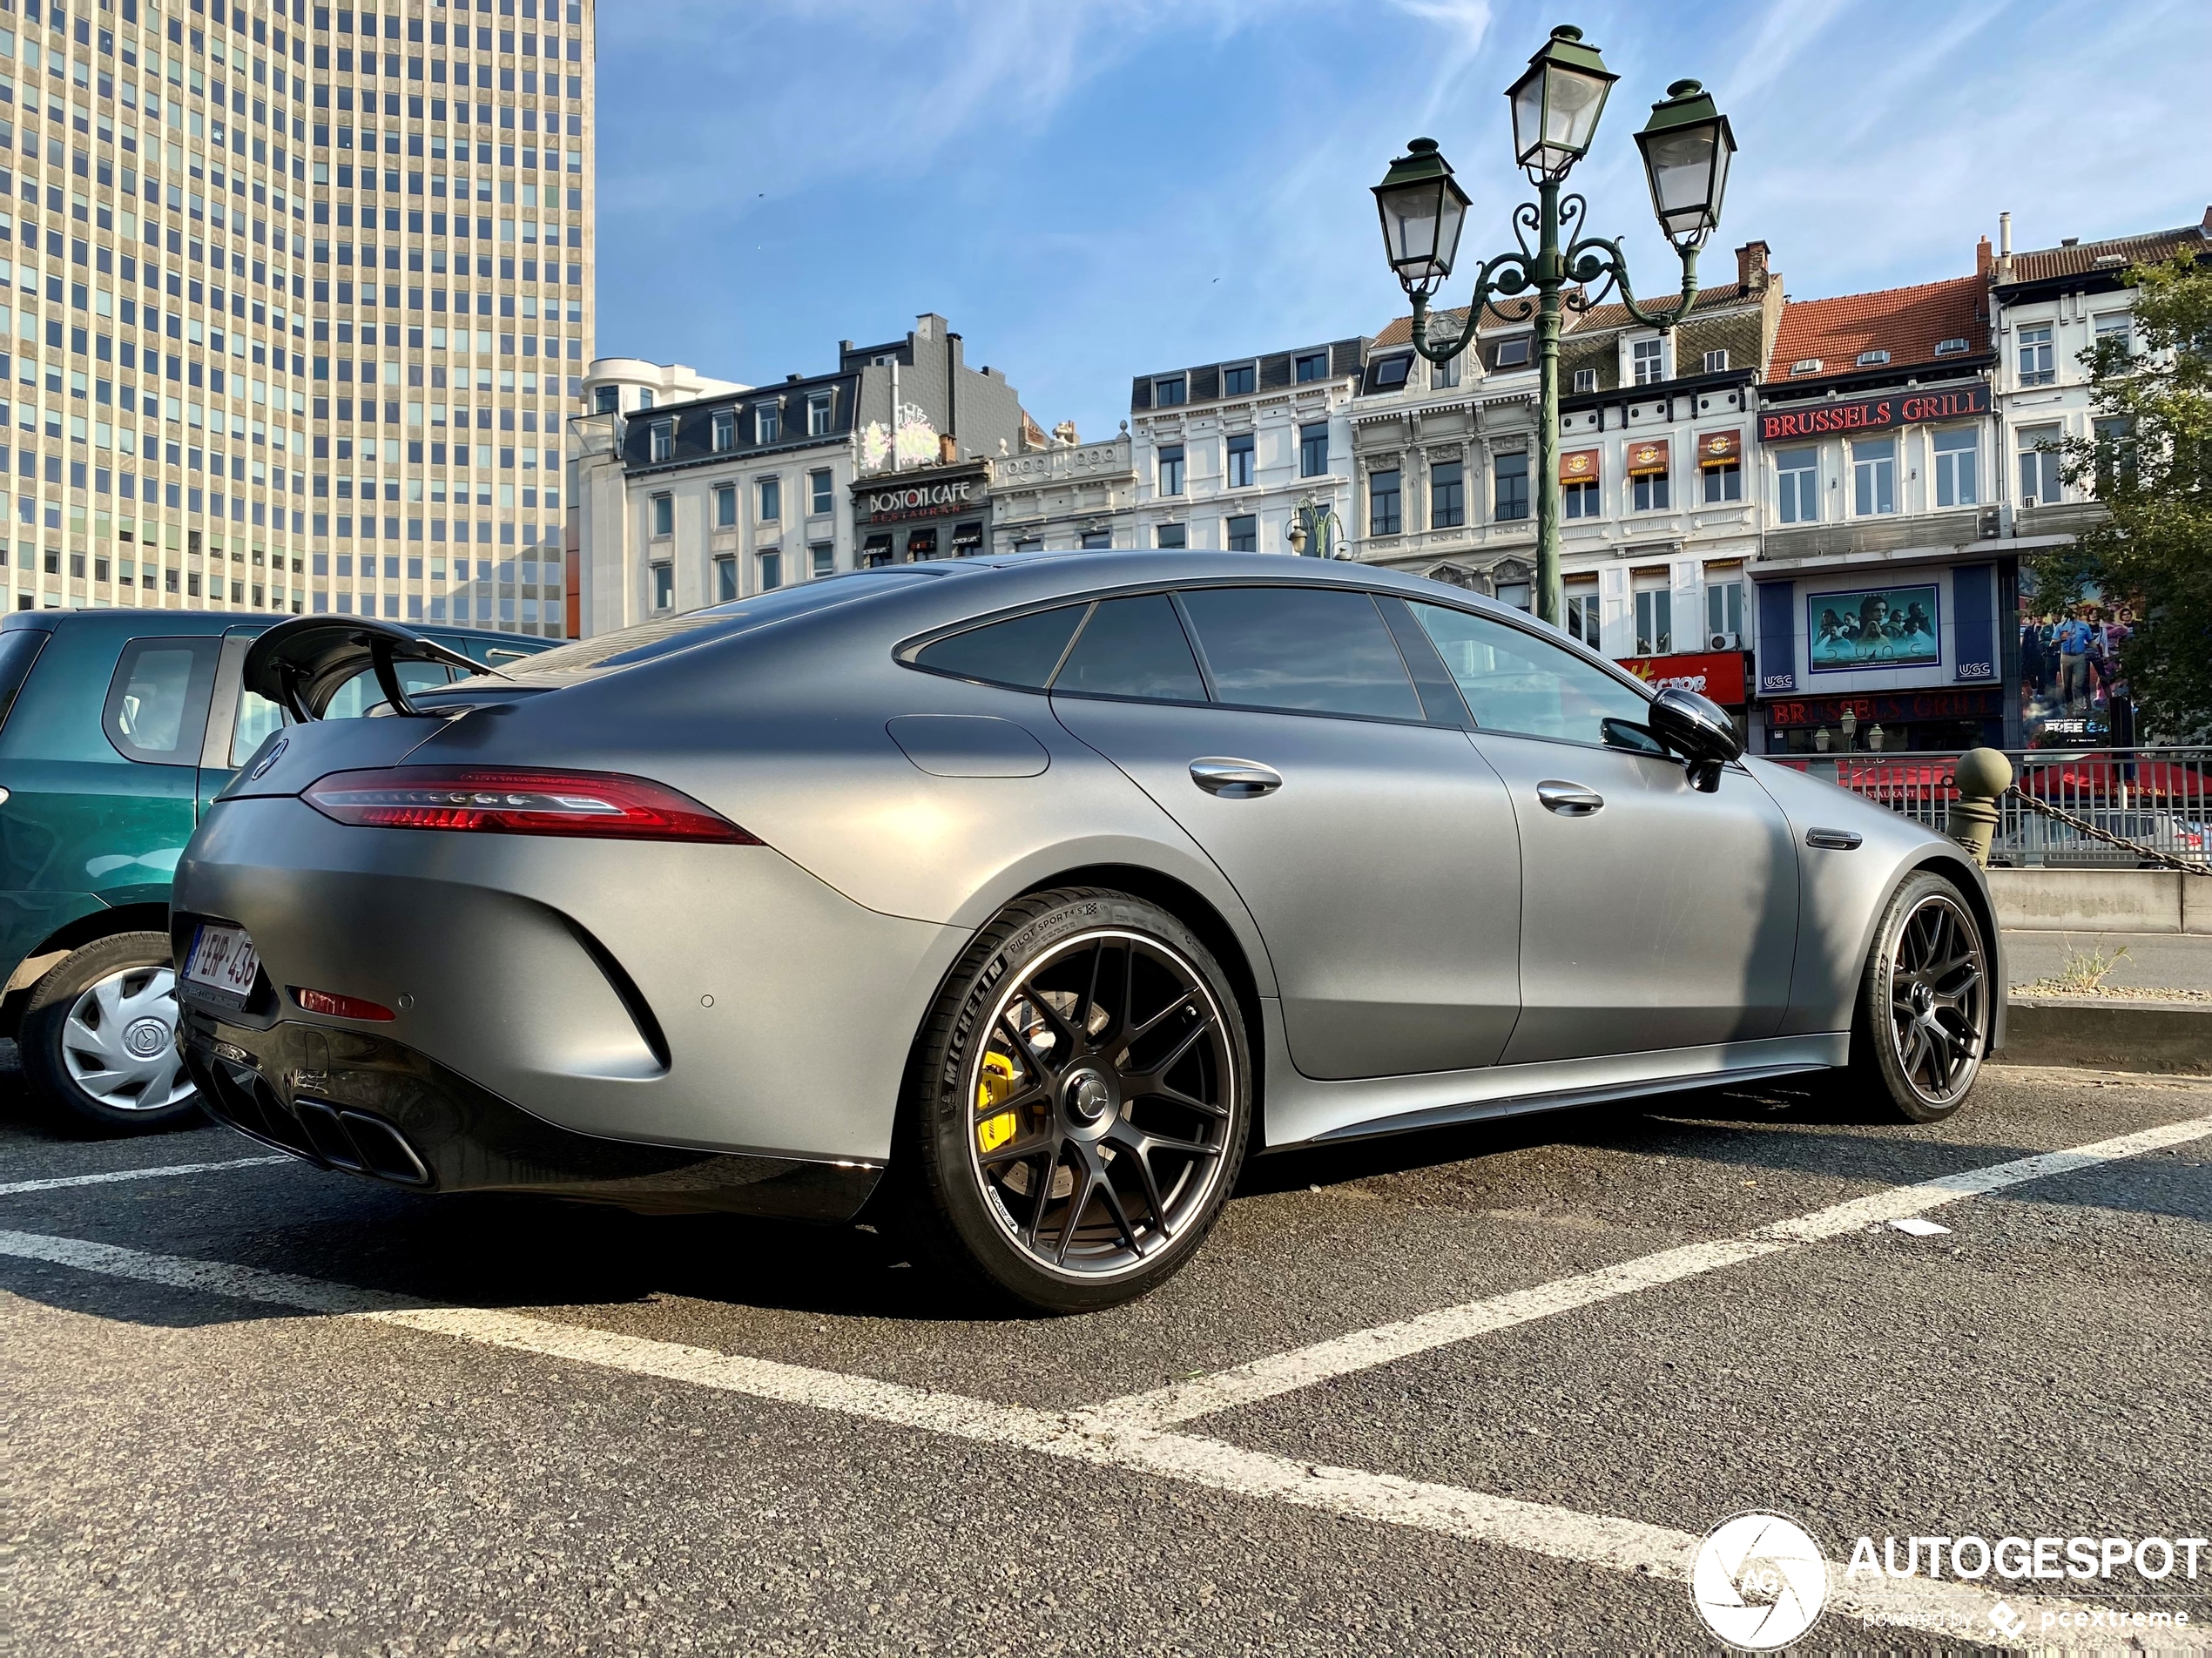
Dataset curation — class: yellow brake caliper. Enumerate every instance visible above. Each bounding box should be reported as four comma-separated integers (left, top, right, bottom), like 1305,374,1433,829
976,1050,1020,1154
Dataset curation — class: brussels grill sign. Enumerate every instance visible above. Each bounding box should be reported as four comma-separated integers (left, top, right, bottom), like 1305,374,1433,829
866,478,979,524
1757,383,1990,444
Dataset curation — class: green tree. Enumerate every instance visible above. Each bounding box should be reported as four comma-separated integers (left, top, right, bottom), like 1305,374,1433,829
2027,253,2212,739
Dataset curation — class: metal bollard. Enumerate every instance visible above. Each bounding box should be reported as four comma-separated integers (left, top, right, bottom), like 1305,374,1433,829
1950,747,2013,866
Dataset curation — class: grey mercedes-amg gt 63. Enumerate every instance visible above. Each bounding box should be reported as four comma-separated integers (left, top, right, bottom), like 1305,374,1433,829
173,554,2000,1311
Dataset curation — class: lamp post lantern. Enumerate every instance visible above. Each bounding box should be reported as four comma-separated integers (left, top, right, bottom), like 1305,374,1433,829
1372,26,1736,627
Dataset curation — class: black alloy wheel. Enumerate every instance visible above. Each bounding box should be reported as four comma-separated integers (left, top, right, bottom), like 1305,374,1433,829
1855,872,1991,1122
900,888,1251,1312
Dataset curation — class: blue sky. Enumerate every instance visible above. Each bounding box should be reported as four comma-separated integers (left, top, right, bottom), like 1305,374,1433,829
592,0,2212,443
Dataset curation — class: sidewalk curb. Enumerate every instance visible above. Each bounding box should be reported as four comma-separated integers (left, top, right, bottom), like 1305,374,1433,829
1999,997,2212,1075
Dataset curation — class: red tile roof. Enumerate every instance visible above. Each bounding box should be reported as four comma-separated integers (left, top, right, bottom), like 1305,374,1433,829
1764,276,1986,383
1373,280,1757,349
1570,281,1756,332
2000,215,2210,285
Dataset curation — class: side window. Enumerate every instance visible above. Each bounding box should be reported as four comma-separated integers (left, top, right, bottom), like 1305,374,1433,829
1177,587,1421,721
0,629,50,735
1049,595,1206,703
102,637,221,765
914,604,1087,690
1408,602,1649,745
229,687,290,767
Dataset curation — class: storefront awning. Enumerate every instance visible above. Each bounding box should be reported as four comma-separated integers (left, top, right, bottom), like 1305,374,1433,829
1626,438,1669,476
1559,448,1601,484
907,527,940,559
1696,430,1741,465
950,520,984,551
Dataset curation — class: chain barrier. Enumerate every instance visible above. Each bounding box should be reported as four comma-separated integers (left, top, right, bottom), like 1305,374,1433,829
2001,785,2212,877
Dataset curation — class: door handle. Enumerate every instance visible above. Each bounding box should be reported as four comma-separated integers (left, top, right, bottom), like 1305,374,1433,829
1536,780,1605,815
1190,758,1282,799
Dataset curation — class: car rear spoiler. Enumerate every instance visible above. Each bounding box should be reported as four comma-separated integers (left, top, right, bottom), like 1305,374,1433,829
244,616,496,720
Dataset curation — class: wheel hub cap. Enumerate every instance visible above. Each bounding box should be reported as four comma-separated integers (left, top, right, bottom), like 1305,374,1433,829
1063,1068,1114,1129
124,1016,172,1059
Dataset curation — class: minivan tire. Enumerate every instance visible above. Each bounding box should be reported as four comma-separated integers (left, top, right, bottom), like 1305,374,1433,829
21,932,204,1135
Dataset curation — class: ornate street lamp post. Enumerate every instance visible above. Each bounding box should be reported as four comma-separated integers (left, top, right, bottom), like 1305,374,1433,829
1372,26,1736,626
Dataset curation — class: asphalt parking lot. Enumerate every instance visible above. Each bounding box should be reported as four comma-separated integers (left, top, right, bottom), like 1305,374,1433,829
5,1062,2209,1655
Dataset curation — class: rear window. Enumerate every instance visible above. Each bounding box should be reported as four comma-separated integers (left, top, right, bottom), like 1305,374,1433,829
0,628,49,735
103,637,221,765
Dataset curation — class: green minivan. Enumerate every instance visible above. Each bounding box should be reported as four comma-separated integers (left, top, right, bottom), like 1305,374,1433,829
0,610,553,1134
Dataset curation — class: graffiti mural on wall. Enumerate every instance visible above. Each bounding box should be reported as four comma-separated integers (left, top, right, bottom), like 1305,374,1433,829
861,402,940,471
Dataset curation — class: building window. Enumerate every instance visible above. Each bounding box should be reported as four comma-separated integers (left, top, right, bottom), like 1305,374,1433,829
1495,579,1532,612
1564,479,1600,518
1495,455,1531,522
1432,460,1466,528
1635,586,1672,654
1369,469,1401,536
1494,336,1531,367
1158,443,1185,496
1631,339,1664,385
638,389,656,410
711,409,735,453
1934,337,1971,356
1703,349,1730,374
714,482,737,528
651,494,673,537
2093,415,2137,494
1227,433,1255,489
1632,470,1670,512
1226,514,1258,552
1295,352,1328,382
1933,428,1979,508
1223,364,1256,396
810,469,833,516
1157,523,1186,549
2093,313,2133,358
1851,436,1896,516
759,550,782,590
649,421,673,462
1432,354,1461,389
1702,462,1742,504
2017,324,2055,387
594,385,618,414
715,555,738,603
1155,375,1187,408
651,562,673,610
755,403,781,444
1080,530,1114,549
1706,578,1744,647
812,544,836,578
1299,422,1330,478
807,392,833,435
1776,448,1818,524
2017,423,2063,505
1572,367,1597,394
1372,355,1412,390
758,476,781,522
1856,350,1890,367
1566,583,1600,647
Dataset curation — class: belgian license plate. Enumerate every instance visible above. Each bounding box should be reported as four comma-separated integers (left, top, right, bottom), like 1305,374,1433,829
185,924,260,998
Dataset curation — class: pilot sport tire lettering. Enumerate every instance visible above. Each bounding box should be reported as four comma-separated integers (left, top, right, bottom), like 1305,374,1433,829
898,887,1251,1314
21,932,203,1135
1851,872,1992,1124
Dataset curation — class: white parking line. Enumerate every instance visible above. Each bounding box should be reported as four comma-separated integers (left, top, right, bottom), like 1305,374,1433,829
1089,1113,2212,1432
0,1156,291,1196
0,1226,2145,1650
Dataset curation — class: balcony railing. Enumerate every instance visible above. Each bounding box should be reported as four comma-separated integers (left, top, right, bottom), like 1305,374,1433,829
1761,508,1995,563
1771,747,2211,867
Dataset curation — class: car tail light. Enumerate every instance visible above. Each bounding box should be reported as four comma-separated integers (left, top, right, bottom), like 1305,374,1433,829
302,766,761,844
293,987,396,1021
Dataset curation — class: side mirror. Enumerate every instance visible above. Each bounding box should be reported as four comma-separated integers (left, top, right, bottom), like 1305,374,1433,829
1648,685,1742,792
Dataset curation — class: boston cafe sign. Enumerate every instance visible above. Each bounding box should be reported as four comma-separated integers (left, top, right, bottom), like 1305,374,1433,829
866,477,979,523
1757,382,1989,443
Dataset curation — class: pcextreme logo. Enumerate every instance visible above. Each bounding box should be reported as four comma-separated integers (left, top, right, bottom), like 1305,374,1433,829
1690,1512,1829,1649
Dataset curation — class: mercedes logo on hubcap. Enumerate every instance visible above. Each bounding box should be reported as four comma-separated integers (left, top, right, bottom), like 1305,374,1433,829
1065,1069,1112,1125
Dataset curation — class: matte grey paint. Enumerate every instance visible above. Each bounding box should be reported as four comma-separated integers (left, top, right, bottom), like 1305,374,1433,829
886,715,1051,778
175,553,1997,1179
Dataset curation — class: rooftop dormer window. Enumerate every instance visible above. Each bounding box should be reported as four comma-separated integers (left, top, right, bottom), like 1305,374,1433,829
1494,335,1532,367
648,420,672,463
1222,363,1256,396
1789,358,1824,376
1295,352,1329,383
1856,349,1890,367
1631,338,1664,385
1933,338,1970,356
755,401,780,444
1371,354,1411,389
1155,374,1187,408
711,409,736,452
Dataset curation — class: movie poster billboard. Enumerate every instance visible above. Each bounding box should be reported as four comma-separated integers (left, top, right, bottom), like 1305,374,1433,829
2018,579,2134,747
1807,584,1941,673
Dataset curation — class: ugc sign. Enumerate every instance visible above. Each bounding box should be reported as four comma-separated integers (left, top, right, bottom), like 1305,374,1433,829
1757,383,1989,443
